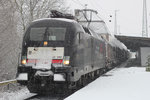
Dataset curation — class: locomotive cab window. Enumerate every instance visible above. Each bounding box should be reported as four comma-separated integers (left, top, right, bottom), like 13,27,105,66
30,27,46,41
47,27,66,41
29,27,66,41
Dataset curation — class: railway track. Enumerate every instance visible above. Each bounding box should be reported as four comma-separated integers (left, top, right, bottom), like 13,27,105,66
0,79,71,100
24,89,75,100
24,94,65,100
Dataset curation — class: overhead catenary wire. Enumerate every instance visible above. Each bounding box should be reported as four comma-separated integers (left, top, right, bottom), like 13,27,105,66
71,0,112,19
70,0,114,34
89,0,114,16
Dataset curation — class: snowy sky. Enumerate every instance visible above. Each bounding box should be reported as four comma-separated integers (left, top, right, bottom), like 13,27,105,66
66,0,150,37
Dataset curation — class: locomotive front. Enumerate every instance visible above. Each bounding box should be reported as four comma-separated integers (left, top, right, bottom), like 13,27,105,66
17,18,77,93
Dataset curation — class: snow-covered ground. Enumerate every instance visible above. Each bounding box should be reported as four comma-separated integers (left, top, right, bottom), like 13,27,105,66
65,67,150,100
0,67,150,100
0,88,36,100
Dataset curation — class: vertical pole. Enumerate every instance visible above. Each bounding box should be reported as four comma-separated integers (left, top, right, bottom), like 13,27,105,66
114,10,118,35
7,84,10,90
84,4,88,17
118,25,121,34
142,0,148,37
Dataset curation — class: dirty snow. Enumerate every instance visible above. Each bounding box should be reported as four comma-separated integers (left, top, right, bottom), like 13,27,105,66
65,67,150,100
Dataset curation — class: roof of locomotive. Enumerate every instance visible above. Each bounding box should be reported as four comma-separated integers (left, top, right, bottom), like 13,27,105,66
30,18,80,28
33,18,77,23
108,35,127,50
25,18,86,34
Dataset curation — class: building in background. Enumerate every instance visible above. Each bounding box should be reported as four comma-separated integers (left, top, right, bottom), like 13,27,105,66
137,47,150,66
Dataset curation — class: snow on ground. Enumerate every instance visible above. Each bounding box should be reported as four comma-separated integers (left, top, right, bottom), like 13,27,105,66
1,67,150,100
0,88,36,100
65,67,150,100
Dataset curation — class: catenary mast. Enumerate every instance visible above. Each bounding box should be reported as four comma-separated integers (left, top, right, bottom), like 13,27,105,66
142,0,148,37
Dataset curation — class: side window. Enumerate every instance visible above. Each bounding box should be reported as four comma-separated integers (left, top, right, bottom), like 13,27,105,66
77,32,80,44
75,32,81,45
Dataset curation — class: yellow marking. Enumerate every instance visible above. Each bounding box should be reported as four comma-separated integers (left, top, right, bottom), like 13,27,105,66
0,79,17,86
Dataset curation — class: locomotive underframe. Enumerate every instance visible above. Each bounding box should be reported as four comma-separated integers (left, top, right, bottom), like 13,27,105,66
17,63,107,94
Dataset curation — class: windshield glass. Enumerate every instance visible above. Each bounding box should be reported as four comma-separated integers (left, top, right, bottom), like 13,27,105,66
29,27,66,41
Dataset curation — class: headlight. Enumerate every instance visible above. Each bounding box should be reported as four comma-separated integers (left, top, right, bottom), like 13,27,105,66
63,56,70,65
21,59,27,65
64,60,69,65
44,41,48,46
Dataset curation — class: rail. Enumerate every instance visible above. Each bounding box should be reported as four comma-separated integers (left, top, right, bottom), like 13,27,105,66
0,79,17,86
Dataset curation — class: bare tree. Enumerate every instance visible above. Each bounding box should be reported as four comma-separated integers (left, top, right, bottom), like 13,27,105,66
0,0,19,82
14,0,68,35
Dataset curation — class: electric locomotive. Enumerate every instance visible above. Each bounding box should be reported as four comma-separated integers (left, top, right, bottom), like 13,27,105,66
16,9,129,94
16,18,106,93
